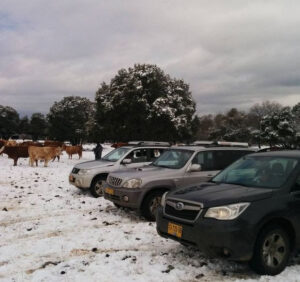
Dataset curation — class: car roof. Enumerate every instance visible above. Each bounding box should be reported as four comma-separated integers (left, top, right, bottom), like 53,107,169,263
250,150,300,158
121,146,168,149
168,146,256,152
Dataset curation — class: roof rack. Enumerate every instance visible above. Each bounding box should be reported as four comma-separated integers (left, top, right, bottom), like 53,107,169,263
192,141,214,146
208,141,249,148
128,141,171,147
192,140,249,148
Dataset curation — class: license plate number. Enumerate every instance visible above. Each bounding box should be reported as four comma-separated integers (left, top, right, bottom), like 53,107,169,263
167,222,183,238
105,187,114,195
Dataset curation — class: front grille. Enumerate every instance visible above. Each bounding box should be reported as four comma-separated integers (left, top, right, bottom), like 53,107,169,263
72,168,80,174
164,199,202,222
105,194,120,201
107,176,123,187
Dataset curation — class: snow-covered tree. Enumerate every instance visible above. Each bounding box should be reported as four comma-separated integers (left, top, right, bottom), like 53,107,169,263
292,102,300,133
0,105,19,139
260,107,296,148
248,101,283,129
48,96,93,144
95,64,197,141
208,108,251,142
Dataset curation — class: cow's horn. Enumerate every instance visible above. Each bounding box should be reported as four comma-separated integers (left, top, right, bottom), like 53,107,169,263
0,146,5,154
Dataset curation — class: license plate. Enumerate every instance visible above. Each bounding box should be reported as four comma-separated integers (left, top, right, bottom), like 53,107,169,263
69,175,75,182
167,222,183,238
105,187,114,195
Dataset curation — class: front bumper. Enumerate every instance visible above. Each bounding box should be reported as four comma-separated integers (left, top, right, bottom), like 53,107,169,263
69,173,92,189
103,184,143,209
156,206,255,261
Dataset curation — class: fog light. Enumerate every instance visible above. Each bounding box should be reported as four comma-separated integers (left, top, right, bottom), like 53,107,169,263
223,248,230,256
123,196,129,202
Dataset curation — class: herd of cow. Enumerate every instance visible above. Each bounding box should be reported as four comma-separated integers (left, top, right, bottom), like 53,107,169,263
0,139,83,166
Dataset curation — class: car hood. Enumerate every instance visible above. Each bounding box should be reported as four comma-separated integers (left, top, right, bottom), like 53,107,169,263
109,165,178,180
75,160,115,169
169,183,273,208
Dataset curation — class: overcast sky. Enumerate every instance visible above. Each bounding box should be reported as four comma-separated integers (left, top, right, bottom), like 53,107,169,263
0,0,300,116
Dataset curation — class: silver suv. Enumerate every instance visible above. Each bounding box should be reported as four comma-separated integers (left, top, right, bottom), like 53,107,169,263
69,142,169,197
104,146,256,220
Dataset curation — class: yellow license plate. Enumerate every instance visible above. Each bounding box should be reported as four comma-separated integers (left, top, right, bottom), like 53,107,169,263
167,222,183,238
105,187,114,195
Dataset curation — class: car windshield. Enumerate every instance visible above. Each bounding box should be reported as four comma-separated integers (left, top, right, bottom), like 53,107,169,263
212,156,298,189
152,149,194,169
102,147,131,162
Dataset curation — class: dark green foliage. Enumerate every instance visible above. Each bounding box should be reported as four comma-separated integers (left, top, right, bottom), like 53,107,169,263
47,96,93,144
94,64,197,142
30,113,47,140
260,107,296,148
0,105,20,139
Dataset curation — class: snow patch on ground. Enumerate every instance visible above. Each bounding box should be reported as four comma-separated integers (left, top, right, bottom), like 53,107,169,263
0,148,300,281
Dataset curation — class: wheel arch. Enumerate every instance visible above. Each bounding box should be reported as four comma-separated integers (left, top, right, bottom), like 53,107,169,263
139,186,171,209
255,217,296,252
90,173,109,187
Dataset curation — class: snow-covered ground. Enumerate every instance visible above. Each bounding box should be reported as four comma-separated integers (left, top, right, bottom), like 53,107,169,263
0,146,300,282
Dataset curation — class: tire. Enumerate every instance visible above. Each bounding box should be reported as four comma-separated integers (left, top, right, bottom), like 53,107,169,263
90,176,106,198
250,224,291,275
141,190,164,221
114,203,121,208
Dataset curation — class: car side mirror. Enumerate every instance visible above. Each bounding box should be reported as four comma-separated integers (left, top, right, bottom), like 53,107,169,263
189,164,202,172
122,158,132,165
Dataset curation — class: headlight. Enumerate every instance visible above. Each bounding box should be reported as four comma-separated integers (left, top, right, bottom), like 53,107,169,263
123,178,142,189
161,192,168,207
205,203,250,220
78,169,91,175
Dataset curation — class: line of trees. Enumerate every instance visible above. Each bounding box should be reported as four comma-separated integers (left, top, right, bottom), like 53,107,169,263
0,64,299,147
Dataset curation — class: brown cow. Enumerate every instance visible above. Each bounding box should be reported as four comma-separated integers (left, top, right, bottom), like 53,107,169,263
111,142,128,148
6,140,17,146
44,140,65,147
19,141,43,147
0,145,30,166
28,146,62,167
65,145,82,159
0,139,7,148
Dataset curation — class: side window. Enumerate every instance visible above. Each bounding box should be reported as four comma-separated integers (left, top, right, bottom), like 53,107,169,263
126,149,148,163
149,148,164,162
213,151,229,170
213,150,250,170
292,175,300,192
192,151,215,171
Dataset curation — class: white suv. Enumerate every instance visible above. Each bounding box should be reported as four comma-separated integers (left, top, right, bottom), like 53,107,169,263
69,142,169,197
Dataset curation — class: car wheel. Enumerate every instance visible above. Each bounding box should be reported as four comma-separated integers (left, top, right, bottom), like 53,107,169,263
250,224,291,275
141,190,164,221
90,176,106,198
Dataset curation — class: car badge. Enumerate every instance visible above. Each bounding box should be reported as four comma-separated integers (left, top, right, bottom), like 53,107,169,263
175,202,184,210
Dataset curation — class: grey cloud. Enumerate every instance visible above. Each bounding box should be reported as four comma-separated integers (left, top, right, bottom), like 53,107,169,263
0,0,299,116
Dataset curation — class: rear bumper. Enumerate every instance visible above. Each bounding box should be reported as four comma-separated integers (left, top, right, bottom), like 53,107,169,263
103,185,142,209
69,173,92,189
156,207,255,261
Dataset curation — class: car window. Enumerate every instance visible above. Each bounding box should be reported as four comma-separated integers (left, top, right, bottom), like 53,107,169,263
213,150,251,170
213,156,299,189
125,149,148,163
102,147,131,162
153,149,194,169
291,174,300,192
149,148,164,162
192,151,215,171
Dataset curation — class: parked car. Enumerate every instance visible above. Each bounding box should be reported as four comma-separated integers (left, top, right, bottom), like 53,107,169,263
104,146,255,220
156,150,300,275
69,142,169,197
